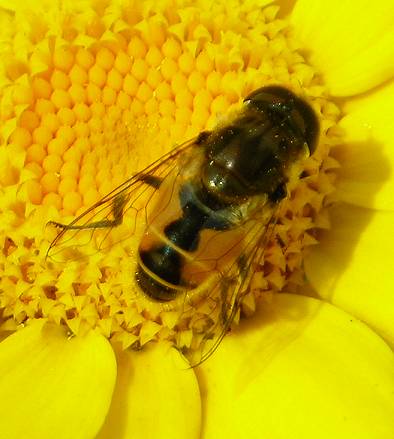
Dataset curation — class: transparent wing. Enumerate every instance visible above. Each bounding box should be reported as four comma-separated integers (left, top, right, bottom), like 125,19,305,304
178,206,280,366
46,138,198,262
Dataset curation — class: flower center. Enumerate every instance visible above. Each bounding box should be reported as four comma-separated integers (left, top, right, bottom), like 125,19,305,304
0,1,341,357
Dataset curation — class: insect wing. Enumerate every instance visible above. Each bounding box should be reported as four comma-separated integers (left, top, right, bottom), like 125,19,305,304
47,139,197,263
183,209,279,366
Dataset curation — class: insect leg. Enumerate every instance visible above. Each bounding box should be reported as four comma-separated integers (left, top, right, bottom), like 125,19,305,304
195,130,211,145
49,193,127,230
138,174,163,189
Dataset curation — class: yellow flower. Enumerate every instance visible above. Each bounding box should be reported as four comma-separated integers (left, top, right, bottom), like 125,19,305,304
0,0,393,438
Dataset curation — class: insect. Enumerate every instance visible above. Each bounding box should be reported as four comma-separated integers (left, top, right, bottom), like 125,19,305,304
48,85,319,363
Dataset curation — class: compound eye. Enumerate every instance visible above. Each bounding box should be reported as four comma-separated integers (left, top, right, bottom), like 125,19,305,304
291,95,320,155
244,85,294,107
244,86,320,155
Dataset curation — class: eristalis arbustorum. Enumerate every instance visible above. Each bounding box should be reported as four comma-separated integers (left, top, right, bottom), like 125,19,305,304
48,85,319,363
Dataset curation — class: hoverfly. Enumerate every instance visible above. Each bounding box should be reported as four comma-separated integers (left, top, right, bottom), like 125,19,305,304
48,85,319,363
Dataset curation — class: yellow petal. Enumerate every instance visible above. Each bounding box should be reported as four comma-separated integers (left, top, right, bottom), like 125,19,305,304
333,80,394,211
97,342,201,439
197,294,394,439
290,0,394,96
304,203,394,347
0,321,116,439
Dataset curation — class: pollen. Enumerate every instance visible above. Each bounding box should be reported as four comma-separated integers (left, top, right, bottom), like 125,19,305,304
0,0,341,355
